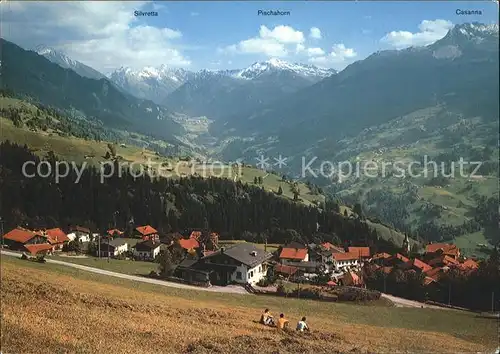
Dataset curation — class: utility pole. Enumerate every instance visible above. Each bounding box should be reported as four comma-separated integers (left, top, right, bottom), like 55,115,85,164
448,282,452,306
98,234,101,259
0,217,4,249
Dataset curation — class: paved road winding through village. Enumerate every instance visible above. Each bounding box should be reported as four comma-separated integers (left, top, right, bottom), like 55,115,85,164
381,293,448,309
1,250,449,308
0,250,248,294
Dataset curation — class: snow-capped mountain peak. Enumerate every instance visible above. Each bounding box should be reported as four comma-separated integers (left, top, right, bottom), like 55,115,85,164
35,46,105,80
453,22,499,37
109,66,196,104
36,46,78,67
438,22,499,46
234,58,336,80
36,47,54,56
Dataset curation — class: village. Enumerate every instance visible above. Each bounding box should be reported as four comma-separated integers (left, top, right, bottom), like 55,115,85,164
0,223,481,305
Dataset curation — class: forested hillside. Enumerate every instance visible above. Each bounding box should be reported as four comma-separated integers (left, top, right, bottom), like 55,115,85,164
0,141,400,252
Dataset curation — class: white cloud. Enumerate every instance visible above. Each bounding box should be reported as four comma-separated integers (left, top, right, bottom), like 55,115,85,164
381,19,453,49
308,43,357,68
233,38,288,57
331,44,357,59
295,43,306,54
307,47,325,57
0,1,190,72
190,12,199,17
220,25,305,57
259,25,305,44
309,27,322,39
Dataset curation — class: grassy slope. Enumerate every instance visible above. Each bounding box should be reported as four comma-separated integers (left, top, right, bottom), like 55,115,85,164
1,256,497,353
50,254,158,275
330,106,499,256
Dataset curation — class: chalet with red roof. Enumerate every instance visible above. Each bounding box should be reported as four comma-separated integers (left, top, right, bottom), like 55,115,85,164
321,242,345,253
24,243,54,256
45,228,69,251
385,253,410,267
274,264,299,279
425,243,460,260
135,225,159,241
461,258,479,270
428,255,459,268
348,246,371,260
404,258,432,273
279,247,309,262
178,237,200,251
107,229,124,238
372,252,391,265
2,227,47,251
425,267,445,282
332,252,361,271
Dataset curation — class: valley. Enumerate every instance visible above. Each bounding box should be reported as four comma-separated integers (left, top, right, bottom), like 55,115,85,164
1,22,498,257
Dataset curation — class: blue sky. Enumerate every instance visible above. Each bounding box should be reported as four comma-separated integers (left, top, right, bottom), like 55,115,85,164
1,1,498,73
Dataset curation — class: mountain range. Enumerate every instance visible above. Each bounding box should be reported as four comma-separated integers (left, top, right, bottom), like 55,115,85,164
107,58,336,118
213,22,499,160
36,48,337,117
1,39,184,143
1,22,498,252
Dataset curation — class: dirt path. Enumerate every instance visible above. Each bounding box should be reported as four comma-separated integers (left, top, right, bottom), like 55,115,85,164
1,250,248,294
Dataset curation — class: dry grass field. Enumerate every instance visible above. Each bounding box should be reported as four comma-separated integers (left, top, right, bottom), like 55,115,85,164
1,256,498,353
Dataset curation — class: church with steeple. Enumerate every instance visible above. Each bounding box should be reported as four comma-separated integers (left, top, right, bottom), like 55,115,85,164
402,234,410,256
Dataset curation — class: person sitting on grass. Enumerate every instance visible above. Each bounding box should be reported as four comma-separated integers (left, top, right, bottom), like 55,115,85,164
277,313,289,330
260,308,275,326
296,316,310,332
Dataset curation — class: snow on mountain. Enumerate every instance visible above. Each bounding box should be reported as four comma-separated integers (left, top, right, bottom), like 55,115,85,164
431,22,498,59
453,22,499,38
233,58,336,80
36,46,105,80
436,22,499,47
179,59,336,82
109,59,335,105
109,66,195,104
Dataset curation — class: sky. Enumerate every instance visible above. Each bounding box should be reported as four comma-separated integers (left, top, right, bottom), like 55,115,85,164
1,1,498,74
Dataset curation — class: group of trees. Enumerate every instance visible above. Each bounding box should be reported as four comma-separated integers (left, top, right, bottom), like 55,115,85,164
0,141,399,253
0,90,121,142
365,248,500,311
253,176,263,185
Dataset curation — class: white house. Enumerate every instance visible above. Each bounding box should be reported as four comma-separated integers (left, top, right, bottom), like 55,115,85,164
67,226,91,243
332,252,361,272
202,243,273,285
99,239,128,258
133,240,161,261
